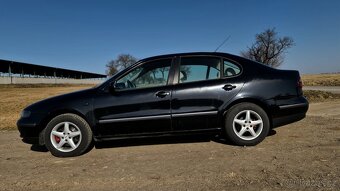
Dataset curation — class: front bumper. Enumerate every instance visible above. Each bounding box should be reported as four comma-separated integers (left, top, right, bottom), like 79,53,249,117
17,113,45,144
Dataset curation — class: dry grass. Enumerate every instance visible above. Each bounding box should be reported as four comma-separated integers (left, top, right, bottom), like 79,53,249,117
302,73,340,86
304,90,340,102
0,85,93,130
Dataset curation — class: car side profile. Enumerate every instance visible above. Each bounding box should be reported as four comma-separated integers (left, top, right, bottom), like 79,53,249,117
17,52,308,157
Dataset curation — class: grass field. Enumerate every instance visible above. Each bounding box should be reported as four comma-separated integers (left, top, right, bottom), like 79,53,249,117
302,73,340,86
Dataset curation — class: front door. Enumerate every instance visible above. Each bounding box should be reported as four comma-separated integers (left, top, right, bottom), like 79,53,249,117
94,58,174,137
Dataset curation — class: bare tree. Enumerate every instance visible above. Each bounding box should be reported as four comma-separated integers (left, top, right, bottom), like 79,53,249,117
106,54,137,76
241,28,294,68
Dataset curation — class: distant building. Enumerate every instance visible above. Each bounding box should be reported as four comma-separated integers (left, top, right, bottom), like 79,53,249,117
0,59,107,84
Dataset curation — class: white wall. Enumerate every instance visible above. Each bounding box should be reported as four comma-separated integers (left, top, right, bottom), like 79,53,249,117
0,76,104,84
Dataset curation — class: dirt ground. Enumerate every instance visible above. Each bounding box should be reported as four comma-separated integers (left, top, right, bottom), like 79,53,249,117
0,101,339,191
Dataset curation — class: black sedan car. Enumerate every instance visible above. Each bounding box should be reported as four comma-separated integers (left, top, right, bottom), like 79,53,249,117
18,52,308,157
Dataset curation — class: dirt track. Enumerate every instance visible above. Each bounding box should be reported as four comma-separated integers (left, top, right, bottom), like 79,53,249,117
0,101,339,191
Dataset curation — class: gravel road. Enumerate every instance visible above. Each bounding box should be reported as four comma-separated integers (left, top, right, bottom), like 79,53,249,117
0,101,339,191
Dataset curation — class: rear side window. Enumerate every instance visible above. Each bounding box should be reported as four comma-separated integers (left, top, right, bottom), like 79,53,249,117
224,59,241,77
179,56,221,83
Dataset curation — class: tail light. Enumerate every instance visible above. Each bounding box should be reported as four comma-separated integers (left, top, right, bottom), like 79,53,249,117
297,77,303,96
297,78,303,89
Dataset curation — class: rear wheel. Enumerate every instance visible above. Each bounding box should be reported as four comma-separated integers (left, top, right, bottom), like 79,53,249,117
224,103,270,146
44,113,93,157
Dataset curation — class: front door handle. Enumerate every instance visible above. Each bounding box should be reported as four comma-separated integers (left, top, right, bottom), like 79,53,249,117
155,91,170,98
223,84,236,91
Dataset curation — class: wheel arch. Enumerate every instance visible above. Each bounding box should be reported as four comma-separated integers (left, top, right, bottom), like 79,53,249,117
38,109,93,145
220,97,273,128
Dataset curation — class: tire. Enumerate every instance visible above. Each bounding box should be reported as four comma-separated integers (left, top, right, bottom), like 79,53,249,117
44,113,93,157
224,103,270,146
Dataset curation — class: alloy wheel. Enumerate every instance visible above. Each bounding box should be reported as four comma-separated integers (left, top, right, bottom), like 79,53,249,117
232,110,263,141
50,122,82,152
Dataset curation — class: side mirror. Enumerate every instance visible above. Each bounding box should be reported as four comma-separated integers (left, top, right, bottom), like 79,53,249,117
108,81,116,93
114,82,126,89
109,81,125,93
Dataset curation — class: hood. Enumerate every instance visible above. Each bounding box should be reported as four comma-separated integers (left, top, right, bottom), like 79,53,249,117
24,88,96,113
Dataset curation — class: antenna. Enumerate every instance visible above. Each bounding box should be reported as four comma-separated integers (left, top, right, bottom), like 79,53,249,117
214,35,231,52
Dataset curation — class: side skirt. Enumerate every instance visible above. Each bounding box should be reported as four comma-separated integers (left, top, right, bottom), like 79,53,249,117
94,128,222,142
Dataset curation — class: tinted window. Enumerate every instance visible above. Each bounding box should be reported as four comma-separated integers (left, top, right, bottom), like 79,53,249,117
179,57,221,83
116,58,172,90
224,60,241,77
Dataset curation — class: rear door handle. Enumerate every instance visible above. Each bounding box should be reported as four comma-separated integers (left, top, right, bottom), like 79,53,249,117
223,84,236,91
155,91,170,98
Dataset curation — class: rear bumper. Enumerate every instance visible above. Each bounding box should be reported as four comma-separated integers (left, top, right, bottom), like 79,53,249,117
272,97,309,128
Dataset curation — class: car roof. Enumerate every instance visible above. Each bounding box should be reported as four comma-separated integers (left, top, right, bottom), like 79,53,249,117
139,52,244,63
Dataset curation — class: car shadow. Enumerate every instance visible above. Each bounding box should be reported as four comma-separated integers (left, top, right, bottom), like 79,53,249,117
89,130,278,150
30,141,95,155
95,134,215,149
268,129,277,136
30,144,49,152
29,135,228,153
30,130,278,153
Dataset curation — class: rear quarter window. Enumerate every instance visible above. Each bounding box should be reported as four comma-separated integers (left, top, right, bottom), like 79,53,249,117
224,59,241,77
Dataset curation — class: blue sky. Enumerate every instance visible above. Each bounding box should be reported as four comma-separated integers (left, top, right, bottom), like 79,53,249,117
0,0,339,74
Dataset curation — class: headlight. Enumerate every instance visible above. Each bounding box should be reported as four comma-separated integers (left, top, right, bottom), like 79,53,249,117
20,110,31,118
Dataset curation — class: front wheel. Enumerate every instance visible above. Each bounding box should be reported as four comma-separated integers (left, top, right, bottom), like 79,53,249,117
44,113,93,157
224,103,270,146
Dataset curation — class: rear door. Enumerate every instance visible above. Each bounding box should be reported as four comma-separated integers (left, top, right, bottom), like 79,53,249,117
171,56,244,131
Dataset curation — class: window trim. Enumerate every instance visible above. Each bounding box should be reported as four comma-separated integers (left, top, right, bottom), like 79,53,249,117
113,57,175,92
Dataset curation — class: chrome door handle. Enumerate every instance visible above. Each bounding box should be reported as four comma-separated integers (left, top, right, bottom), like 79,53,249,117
223,84,236,91
155,91,170,98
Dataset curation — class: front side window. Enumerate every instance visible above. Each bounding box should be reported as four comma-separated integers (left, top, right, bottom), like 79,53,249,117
115,58,172,90
179,56,221,83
